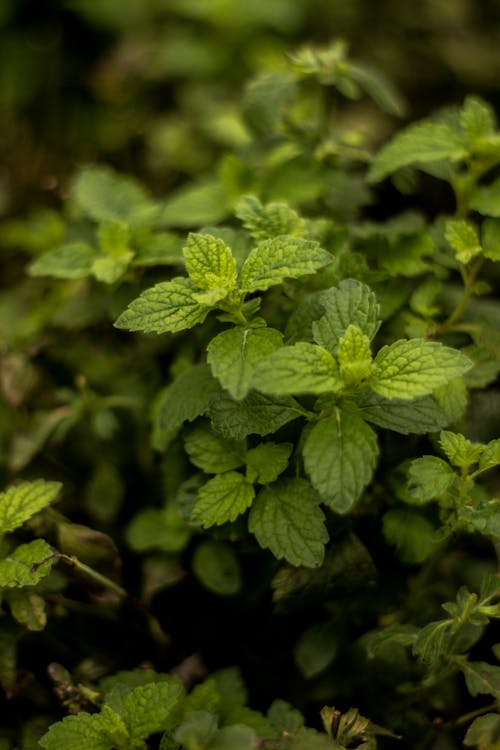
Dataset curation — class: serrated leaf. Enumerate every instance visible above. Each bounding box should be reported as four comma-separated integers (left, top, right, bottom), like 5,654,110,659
312,280,380,355
235,195,304,241
407,456,456,502
249,478,328,567
183,233,237,290
39,706,128,750
481,217,500,260
368,122,467,182
338,324,372,385
362,624,418,658
174,711,218,747
207,326,283,400
445,219,482,264
208,391,304,439
413,618,455,665
459,659,500,699
213,667,247,715
157,364,221,433
121,679,185,746
371,339,472,399
239,236,331,293
192,541,241,596
383,508,438,563
101,669,171,701
439,431,484,468
192,472,255,527
0,480,61,534
29,242,95,279
114,277,209,334
72,165,156,226
303,412,378,513
0,540,55,588
479,438,500,472
6,590,46,631
464,713,500,747
470,177,500,217
461,96,496,143
267,700,304,734
252,343,342,396
184,425,246,474
355,392,450,434
245,442,292,484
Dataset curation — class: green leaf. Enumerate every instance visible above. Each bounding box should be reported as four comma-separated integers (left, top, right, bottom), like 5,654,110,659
249,478,328,567
445,219,482,264
481,217,500,260
91,254,132,284
252,343,342,396
121,679,185,746
464,713,500,747
337,324,372,385
459,659,500,699
267,700,304,734
382,508,438,563
303,411,378,513
479,438,500,472
355,392,450,434
173,711,218,747
368,122,467,182
294,622,339,679
157,364,221,432
242,70,297,134
0,479,61,534
192,472,255,527
209,725,258,750
207,326,283,400
183,233,237,291
72,165,155,226
413,619,455,665
461,95,496,143
29,242,95,279
470,177,500,217
439,431,485,468
160,179,231,227
114,278,209,334
208,391,304,440
235,195,304,241
126,506,191,553
434,378,468,423
39,706,128,750
239,236,332,293
312,279,380,355
192,541,241,596
6,590,46,631
371,339,472,399
348,62,405,116
184,425,246,474
0,540,55,588
245,442,292,484
407,456,456,502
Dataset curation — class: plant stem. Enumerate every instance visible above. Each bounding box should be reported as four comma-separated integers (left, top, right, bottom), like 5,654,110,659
58,553,127,598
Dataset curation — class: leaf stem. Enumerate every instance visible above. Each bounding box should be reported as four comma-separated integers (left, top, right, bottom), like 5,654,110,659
58,553,127,598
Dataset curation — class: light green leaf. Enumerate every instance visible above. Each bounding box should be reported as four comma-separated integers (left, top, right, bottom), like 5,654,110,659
97,222,130,256
458,659,500,699
464,713,500,747
114,277,209,334
245,442,292,484
461,95,496,143
174,711,218,747
29,242,96,279
312,279,380,355
267,700,304,734
6,590,46,631
184,425,246,474
407,456,456,502
481,217,500,260
157,364,221,433
445,219,482,264
207,326,283,400
121,679,185,746
303,412,378,513
382,508,438,563
160,179,231,227
0,540,55,588
439,431,484,468
434,378,468,422
338,324,372,385
192,472,255,527
249,478,328,567
210,725,258,750
239,236,331,293
252,343,342,396
126,506,190,553
0,479,61,534
479,438,500,472
39,706,128,750
91,254,133,284
208,391,304,440
72,165,156,226
348,62,405,117
294,622,339,679
371,339,472,399
471,178,500,217
235,195,304,241
183,233,237,290
355,392,450,434
368,122,467,183
192,541,241,596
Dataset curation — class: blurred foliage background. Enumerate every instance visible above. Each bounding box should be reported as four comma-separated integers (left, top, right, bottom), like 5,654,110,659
4,0,500,216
